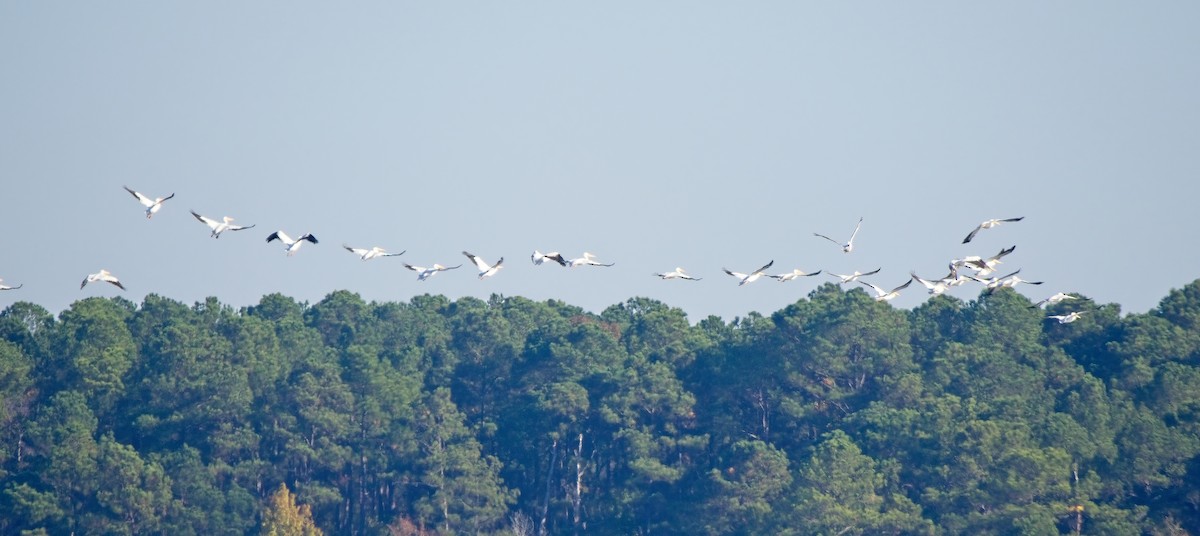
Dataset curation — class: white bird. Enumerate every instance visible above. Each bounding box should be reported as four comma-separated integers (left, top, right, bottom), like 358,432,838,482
859,278,913,301
531,250,567,266
404,263,462,281
344,245,405,260
463,251,504,279
910,270,954,296
1031,292,1077,309
191,211,256,238
814,217,863,253
963,217,1024,244
81,269,125,291
723,260,774,286
123,186,175,219
769,268,822,282
1047,311,1085,324
655,267,702,281
955,245,1016,277
566,252,614,268
829,268,882,284
0,278,22,291
266,231,319,256
966,269,1023,292
996,272,1044,290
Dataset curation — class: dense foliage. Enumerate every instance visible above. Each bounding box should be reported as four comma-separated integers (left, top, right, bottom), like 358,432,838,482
1,281,1199,535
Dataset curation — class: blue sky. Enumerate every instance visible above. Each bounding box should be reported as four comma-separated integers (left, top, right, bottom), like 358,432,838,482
3,2,1198,321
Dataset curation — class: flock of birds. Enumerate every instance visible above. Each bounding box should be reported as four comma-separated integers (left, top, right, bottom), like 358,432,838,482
0,187,1086,324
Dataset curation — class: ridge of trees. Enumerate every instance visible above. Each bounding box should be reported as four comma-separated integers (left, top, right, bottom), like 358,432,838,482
0,281,1198,534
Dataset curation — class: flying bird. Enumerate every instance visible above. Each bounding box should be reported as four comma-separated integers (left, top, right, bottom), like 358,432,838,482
123,186,175,219
566,252,614,268
1047,311,1085,324
955,245,1016,277
723,260,774,286
859,278,913,301
1031,292,1077,309
81,269,125,291
910,269,956,296
463,251,504,279
0,278,22,291
191,211,256,238
344,245,405,261
963,217,1024,244
769,268,822,282
266,231,319,256
404,263,462,281
829,268,882,284
531,250,568,267
654,267,702,281
814,217,863,253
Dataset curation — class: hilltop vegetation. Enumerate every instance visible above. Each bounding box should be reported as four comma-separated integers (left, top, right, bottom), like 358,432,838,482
1,281,1199,534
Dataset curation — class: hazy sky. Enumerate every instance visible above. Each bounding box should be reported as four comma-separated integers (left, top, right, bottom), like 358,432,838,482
3,3,1198,322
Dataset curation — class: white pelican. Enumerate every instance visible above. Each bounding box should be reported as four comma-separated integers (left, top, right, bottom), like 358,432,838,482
814,217,863,253
566,252,614,268
769,268,822,282
963,217,1024,244
403,263,462,281
1031,292,1077,309
531,250,567,266
0,278,22,291
266,231,319,256
81,269,125,291
463,251,504,279
344,245,405,261
956,245,1016,277
1047,311,1085,324
910,269,956,296
123,186,175,219
723,260,774,286
859,278,913,301
191,211,256,238
655,267,702,281
829,268,881,284
997,272,1043,290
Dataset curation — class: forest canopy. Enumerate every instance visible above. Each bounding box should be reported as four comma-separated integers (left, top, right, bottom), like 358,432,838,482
1,281,1199,535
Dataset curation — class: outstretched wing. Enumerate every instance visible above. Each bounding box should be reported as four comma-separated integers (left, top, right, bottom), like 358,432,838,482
124,186,154,207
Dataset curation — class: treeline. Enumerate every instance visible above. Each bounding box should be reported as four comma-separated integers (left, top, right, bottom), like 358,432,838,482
0,281,1198,535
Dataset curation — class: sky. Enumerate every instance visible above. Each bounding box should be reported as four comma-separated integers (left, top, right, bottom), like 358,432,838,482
2,2,1199,322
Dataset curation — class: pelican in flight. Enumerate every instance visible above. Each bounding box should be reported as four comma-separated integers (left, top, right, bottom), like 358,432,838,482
191,211,256,238
1047,311,1085,324
404,263,462,281
910,268,959,296
0,278,22,291
344,245,405,261
814,217,863,253
463,251,504,279
723,260,774,286
829,268,882,284
531,250,567,267
955,245,1016,277
769,268,822,282
655,267,702,281
266,231,319,256
81,269,125,291
566,252,614,268
123,186,175,219
860,278,913,301
1031,292,1077,309
963,217,1024,244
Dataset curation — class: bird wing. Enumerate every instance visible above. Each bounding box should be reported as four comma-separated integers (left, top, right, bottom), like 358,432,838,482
813,232,841,246
403,263,422,272
463,251,491,271
345,245,368,256
723,269,748,279
962,224,984,244
124,186,154,207
191,210,218,228
1002,216,1025,223
891,279,914,293
848,217,863,243
267,231,291,245
752,260,775,275
859,281,886,296
439,264,463,271
862,267,882,277
377,249,405,257
228,223,255,232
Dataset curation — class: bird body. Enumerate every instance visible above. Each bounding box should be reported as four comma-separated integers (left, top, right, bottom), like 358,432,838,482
655,267,701,281
566,252,614,268
723,260,774,286
963,217,1024,244
81,269,125,291
124,186,175,219
266,231,318,256
191,211,255,238
404,263,462,281
344,245,405,260
1031,292,1077,309
1047,311,1085,324
464,251,504,279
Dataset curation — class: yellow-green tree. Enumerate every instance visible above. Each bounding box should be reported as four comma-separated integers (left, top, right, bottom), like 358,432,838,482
260,484,322,536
